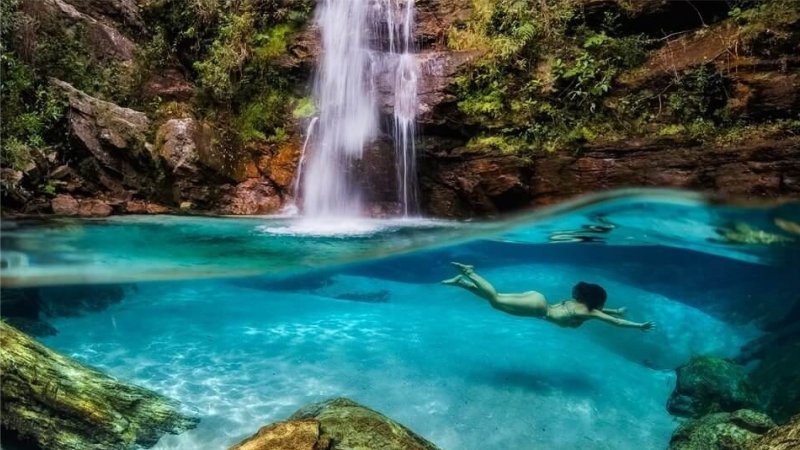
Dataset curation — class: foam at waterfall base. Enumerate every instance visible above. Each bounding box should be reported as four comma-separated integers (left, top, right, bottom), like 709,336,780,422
258,217,449,237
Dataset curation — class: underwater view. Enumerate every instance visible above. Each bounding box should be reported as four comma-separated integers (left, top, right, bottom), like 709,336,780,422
2,190,799,449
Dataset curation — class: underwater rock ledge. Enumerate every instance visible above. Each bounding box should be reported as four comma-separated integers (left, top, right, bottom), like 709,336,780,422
0,321,199,450
230,397,439,450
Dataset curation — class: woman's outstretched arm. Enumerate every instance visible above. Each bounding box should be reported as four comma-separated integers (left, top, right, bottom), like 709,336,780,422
588,310,655,331
602,307,627,317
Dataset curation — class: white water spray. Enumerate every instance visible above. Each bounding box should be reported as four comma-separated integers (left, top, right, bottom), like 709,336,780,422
298,0,419,218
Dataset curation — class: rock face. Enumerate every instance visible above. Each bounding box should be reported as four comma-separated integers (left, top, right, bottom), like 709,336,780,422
419,145,533,217
21,0,139,62
419,135,800,217
751,413,800,450
667,356,758,418
0,322,198,450
230,397,440,450
53,79,156,197
668,409,775,450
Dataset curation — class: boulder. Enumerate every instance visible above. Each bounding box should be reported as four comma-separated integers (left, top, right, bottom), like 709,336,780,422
667,356,758,418
219,179,283,215
21,0,138,62
52,79,155,195
0,322,198,450
230,397,439,450
750,413,800,450
51,194,113,217
668,409,775,450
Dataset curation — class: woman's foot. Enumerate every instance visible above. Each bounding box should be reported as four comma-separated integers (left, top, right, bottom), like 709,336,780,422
451,262,474,274
441,275,463,285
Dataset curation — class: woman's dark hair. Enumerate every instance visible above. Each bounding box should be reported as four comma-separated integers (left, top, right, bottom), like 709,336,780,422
572,282,607,310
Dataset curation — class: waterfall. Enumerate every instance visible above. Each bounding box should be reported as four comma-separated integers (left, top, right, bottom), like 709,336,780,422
391,0,419,216
298,0,419,218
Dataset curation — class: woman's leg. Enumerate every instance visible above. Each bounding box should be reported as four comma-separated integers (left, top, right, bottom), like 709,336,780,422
451,263,498,301
441,275,487,299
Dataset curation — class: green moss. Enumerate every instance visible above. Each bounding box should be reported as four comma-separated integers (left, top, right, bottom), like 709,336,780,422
292,97,316,119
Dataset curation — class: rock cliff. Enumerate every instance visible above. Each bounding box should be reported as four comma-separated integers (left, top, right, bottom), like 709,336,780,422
1,0,798,217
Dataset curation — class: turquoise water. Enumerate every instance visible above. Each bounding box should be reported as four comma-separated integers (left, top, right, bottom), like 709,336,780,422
2,190,799,449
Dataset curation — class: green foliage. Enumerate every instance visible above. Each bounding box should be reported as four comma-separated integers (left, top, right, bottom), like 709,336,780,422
292,97,316,119
194,11,256,102
184,0,313,145
1,2,67,171
452,0,651,153
234,90,289,143
666,64,730,123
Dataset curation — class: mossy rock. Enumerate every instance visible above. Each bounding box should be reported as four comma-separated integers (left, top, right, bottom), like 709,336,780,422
750,413,800,450
667,356,758,418
230,397,439,450
0,321,198,450
668,409,775,450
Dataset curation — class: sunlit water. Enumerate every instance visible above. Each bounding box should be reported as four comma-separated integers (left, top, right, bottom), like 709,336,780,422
2,190,799,449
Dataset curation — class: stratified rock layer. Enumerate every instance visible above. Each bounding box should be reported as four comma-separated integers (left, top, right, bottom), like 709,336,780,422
230,397,440,450
0,322,198,450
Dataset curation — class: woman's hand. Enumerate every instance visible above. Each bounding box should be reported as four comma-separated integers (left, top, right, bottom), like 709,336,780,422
640,321,656,332
617,307,627,316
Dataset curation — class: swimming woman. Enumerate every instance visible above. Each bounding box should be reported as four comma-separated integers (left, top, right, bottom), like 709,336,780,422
442,262,655,331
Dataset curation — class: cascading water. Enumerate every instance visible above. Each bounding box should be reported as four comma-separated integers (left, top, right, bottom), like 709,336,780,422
301,0,377,217
297,0,419,218
390,0,419,216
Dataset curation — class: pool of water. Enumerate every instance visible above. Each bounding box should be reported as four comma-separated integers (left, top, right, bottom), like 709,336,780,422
2,189,799,449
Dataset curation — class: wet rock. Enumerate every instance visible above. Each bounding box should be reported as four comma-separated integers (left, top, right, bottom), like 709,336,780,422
230,419,326,450
219,179,283,215
0,322,198,450
123,199,170,214
51,194,113,217
668,409,775,450
51,194,80,215
750,413,800,450
667,356,758,418
230,397,439,450
256,140,301,190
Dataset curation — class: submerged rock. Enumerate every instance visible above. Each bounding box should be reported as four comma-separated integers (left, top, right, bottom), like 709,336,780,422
0,322,198,449
750,413,800,450
667,356,757,418
230,397,439,450
749,340,800,424
668,409,775,450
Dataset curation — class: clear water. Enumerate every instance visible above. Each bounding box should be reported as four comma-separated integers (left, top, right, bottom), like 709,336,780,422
2,189,799,449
